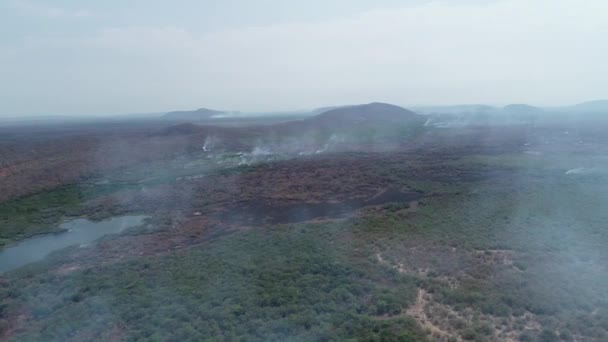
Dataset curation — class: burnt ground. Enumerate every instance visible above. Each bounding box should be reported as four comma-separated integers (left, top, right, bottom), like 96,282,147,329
218,189,424,226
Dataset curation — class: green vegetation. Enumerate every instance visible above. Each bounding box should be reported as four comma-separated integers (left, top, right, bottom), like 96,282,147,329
3,223,427,341
0,186,83,248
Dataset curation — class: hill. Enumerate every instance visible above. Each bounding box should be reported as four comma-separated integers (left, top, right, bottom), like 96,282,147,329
310,105,354,115
295,102,421,131
571,100,608,113
314,102,417,123
502,104,544,114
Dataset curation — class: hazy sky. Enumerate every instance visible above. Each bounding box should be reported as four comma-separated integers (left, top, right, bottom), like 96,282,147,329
1,0,607,116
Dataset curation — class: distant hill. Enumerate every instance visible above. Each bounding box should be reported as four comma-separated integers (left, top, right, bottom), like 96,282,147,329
571,100,608,113
243,102,423,143
163,108,226,120
310,105,354,115
309,102,419,127
419,103,545,127
502,104,544,114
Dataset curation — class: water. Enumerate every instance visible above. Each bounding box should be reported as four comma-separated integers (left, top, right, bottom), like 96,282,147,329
0,215,147,273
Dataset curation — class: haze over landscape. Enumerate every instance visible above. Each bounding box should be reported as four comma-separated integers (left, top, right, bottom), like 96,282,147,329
1,0,608,117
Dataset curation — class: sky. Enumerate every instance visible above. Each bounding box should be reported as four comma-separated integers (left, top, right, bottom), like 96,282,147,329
0,0,607,117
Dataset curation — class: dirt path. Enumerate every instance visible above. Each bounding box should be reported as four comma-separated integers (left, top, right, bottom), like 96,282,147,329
375,253,459,341
406,288,458,341
408,288,425,317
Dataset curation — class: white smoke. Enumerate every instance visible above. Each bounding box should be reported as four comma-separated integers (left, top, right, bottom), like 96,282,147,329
565,167,600,175
202,135,218,152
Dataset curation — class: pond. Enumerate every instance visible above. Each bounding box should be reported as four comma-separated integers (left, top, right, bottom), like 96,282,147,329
0,215,148,273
